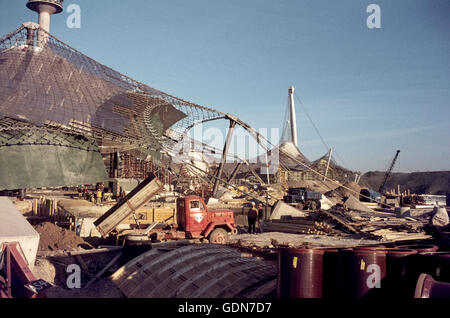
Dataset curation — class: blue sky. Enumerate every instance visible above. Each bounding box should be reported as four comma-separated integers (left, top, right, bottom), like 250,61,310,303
1,0,449,173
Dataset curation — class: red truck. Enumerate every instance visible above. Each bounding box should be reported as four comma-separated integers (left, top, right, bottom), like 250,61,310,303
94,175,236,245
175,196,236,244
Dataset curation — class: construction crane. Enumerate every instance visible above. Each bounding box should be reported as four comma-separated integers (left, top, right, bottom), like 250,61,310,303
378,150,400,194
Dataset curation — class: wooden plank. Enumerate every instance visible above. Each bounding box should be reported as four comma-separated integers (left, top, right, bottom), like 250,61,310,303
68,246,123,256
318,209,359,234
370,229,431,241
94,173,164,237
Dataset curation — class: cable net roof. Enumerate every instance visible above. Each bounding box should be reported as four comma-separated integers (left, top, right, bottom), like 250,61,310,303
0,24,226,156
0,23,354,188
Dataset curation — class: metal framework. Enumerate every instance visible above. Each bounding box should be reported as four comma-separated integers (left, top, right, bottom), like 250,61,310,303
0,23,358,195
0,24,227,157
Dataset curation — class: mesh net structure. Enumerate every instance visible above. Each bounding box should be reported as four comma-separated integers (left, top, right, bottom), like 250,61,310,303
0,23,354,190
0,23,227,159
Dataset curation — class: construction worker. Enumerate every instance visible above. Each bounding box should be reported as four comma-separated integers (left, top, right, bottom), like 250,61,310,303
257,203,264,233
96,182,104,205
248,202,258,234
96,188,102,205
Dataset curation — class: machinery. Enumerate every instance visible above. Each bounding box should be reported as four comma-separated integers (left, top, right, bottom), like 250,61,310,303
173,196,235,244
283,187,322,210
94,174,236,245
378,150,400,194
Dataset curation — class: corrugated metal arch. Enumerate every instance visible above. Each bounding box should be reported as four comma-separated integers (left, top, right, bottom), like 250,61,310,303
110,243,277,298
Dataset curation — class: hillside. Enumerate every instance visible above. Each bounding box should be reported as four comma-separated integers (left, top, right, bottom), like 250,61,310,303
359,171,450,196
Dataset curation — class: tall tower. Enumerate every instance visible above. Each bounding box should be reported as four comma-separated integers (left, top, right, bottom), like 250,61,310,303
26,0,64,42
288,86,298,148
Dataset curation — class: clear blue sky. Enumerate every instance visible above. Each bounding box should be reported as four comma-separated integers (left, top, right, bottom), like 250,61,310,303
1,0,449,173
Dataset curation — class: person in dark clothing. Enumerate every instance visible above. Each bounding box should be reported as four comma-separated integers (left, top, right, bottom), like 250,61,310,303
248,202,258,234
257,203,264,233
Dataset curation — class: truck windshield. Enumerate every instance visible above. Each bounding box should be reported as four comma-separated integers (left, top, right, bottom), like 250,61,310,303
190,201,204,210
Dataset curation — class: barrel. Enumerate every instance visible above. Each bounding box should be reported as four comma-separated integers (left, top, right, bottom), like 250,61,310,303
353,245,387,251
416,252,450,283
414,274,450,298
385,248,418,297
395,244,438,253
277,248,325,298
119,234,153,266
434,253,450,282
398,247,443,297
322,248,342,298
341,249,387,298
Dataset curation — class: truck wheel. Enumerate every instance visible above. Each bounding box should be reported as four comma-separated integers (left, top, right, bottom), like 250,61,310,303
209,228,228,245
309,201,317,210
296,202,304,210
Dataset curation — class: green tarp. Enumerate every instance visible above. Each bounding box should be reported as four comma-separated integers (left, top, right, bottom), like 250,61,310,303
0,131,108,190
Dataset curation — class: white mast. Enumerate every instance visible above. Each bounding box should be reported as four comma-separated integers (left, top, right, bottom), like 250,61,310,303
323,148,333,181
288,86,298,147
26,0,64,45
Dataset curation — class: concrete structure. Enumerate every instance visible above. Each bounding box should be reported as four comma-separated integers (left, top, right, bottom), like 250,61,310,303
269,200,308,220
26,0,64,34
0,197,40,268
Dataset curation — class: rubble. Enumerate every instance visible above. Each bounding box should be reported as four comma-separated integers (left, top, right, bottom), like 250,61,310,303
254,198,436,243
430,207,449,227
228,232,381,249
343,195,375,213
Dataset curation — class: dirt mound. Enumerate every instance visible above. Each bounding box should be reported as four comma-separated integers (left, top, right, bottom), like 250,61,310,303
34,222,89,251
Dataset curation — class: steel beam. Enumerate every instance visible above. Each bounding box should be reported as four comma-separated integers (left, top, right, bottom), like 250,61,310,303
212,120,236,197
227,162,242,183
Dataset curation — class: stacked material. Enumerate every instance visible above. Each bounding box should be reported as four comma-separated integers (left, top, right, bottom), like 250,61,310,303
263,217,335,235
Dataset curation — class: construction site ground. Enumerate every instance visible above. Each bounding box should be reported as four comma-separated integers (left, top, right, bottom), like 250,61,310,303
6,182,450,298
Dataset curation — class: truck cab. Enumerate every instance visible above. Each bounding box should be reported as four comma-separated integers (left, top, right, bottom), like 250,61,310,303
283,187,322,210
176,196,235,244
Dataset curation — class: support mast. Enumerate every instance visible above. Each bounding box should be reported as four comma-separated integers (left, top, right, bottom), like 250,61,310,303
288,86,298,147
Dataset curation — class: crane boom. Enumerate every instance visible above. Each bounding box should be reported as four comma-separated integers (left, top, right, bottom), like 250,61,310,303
378,150,400,194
